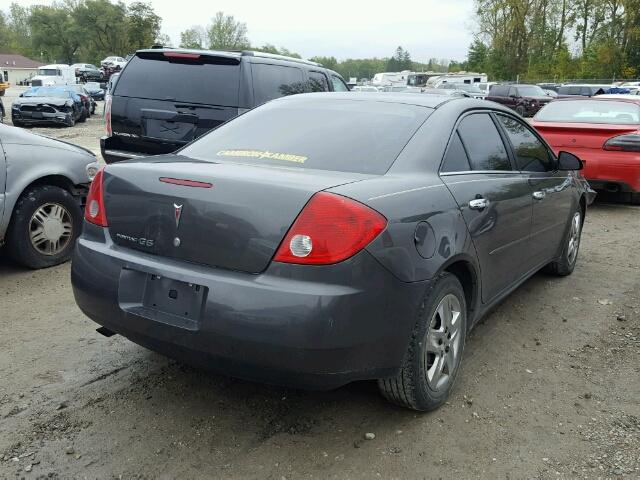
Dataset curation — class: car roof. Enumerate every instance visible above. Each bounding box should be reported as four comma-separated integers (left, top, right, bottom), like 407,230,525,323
269,92,494,110
135,48,322,67
552,96,640,104
594,94,640,101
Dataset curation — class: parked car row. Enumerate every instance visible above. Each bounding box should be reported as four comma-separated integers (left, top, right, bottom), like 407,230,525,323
11,85,98,128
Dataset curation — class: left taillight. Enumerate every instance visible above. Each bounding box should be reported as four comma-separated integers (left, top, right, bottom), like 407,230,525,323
84,168,108,227
273,192,387,265
603,133,640,152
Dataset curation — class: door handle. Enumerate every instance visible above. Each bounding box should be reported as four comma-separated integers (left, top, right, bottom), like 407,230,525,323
469,198,489,210
533,191,546,200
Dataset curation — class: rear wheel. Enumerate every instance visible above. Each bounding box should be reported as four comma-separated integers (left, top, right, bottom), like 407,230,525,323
378,273,467,411
6,186,82,269
515,105,526,117
78,107,88,123
546,209,582,276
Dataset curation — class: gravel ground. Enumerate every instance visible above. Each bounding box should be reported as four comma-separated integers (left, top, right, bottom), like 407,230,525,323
1,86,639,479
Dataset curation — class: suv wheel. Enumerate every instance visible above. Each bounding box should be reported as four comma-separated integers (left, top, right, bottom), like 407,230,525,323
6,186,82,269
378,272,467,411
515,105,526,117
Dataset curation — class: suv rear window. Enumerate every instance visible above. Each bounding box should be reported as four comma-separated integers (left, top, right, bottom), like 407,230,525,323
181,98,430,175
114,52,240,106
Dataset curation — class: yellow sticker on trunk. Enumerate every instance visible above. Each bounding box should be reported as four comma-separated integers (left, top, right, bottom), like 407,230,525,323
216,149,307,164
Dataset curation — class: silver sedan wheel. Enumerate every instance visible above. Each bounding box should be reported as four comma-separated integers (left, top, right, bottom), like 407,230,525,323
567,212,582,265
29,202,73,256
423,293,463,391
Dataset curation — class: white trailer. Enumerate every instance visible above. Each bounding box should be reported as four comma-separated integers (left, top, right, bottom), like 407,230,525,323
30,64,76,87
426,72,488,88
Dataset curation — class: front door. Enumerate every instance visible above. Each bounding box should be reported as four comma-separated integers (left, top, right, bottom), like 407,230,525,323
440,112,533,302
494,113,575,270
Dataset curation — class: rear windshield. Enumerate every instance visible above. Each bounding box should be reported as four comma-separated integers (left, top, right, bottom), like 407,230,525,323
536,100,640,124
114,52,240,106
181,98,430,174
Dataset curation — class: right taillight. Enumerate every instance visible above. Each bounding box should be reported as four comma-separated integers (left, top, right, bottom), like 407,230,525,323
105,95,112,136
273,192,387,265
84,168,108,227
603,133,640,152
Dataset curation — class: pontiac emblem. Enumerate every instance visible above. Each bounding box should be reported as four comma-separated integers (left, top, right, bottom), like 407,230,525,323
174,203,183,228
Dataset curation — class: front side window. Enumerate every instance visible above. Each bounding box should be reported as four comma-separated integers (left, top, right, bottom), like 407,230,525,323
252,64,305,105
331,75,349,92
457,114,511,171
497,114,555,172
308,71,329,92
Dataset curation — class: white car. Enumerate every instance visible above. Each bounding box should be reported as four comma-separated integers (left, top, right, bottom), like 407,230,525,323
100,56,127,69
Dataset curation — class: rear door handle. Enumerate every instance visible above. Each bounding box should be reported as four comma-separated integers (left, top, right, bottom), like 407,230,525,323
533,191,546,200
469,198,489,210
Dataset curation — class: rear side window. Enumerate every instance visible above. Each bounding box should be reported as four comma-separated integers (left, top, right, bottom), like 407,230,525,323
457,114,511,171
308,71,329,92
252,64,305,105
489,85,507,96
181,98,430,175
114,53,240,106
496,114,554,172
331,75,349,92
441,132,471,172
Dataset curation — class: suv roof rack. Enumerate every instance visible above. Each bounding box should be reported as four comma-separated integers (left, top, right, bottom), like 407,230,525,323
240,50,321,67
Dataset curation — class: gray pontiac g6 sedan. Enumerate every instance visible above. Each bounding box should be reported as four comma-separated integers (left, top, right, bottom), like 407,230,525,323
71,93,594,411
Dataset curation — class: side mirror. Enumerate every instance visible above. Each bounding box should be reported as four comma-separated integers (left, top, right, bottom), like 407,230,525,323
558,151,583,170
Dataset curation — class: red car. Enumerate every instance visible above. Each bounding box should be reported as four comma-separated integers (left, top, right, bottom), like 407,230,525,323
532,96,640,204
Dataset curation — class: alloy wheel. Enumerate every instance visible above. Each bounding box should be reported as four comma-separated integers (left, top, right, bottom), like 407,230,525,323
423,293,463,391
29,202,73,256
567,212,581,265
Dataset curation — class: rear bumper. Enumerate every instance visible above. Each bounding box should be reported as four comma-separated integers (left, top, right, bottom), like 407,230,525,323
71,224,426,389
580,151,640,192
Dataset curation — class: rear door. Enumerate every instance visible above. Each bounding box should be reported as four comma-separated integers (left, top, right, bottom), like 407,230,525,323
440,112,533,302
110,51,243,155
496,113,574,270
0,134,6,228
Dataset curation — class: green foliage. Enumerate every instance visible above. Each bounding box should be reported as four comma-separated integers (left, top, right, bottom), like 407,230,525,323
253,44,301,58
386,46,413,71
0,1,161,65
207,11,250,50
472,0,640,80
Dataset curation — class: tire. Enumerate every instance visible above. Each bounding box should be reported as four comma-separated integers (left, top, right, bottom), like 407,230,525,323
378,272,467,411
12,118,23,128
515,105,526,117
78,107,87,123
5,185,82,269
545,208,582,276
66,114,76,127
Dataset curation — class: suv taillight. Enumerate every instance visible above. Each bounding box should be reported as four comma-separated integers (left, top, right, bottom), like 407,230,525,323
105,95,112,136
273,192,387,265
603,133,640,152
84,168,108,227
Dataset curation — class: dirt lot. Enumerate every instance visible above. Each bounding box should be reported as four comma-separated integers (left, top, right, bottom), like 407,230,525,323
1,86,639,479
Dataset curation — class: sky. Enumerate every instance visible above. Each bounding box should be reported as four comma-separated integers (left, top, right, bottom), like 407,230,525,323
0,0,476,63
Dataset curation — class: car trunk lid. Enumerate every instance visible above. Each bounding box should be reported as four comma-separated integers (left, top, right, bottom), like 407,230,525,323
534,122,639,150
103,157,371,273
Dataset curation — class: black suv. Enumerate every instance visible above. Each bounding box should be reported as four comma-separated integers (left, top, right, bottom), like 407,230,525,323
101,49,350,163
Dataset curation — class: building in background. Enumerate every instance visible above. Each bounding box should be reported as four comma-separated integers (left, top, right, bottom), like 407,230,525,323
0,54,45,90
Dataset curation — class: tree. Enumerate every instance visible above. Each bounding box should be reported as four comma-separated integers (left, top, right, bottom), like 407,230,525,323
207,12,250,50
155,33,172,47
467,39,489,71
126,2,161,50
309,56,338,70
180,27,204,48
29,3,84,64
253,44,301,58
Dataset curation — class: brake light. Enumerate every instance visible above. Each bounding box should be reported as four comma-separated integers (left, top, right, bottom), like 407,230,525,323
163,52,201,60
603,133,640,152
273,192,387,265
105,95,112,136
84,168,108,227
